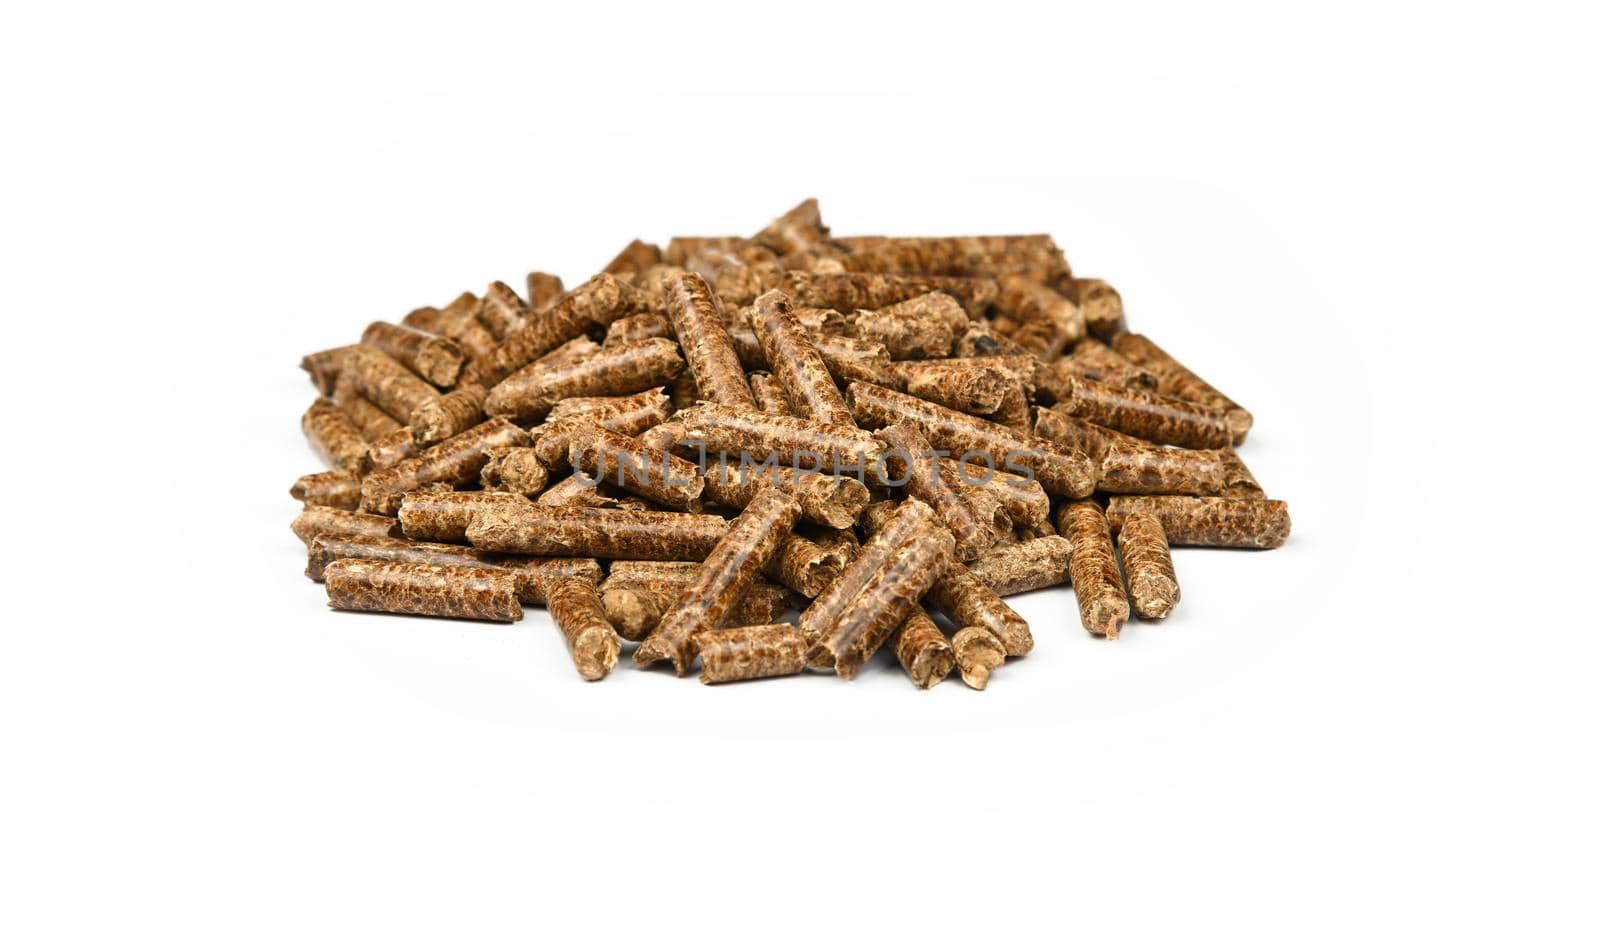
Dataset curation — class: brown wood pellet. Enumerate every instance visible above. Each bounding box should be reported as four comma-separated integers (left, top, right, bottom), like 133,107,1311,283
290,199,1291,684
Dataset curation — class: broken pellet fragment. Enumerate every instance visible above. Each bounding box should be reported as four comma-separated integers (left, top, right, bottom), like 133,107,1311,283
1059,278,1125,338
750,288,855,425
301,345,356,396
810,332,898,387
475,281,526,340
1061,501,1130,639
762,533,845,599
964,535,1074,597
1055,375,1234,450
634,488,803,675
695,623,808,685
323,558,523,623
478,446,551,497
435,291,499,360
342,344,442,421
951,627,1006,690
809,527,955,679
1117,512,1180,619
290,470,364,510
302,397,371,474
544,574,621,681
291,506,402,546
361,321,467,388
466,504,731,560
1104,496,1290,549
1112,332,1253,442
599,574,790,641
360,417,529,515
891,605,954,689
664,270,757,410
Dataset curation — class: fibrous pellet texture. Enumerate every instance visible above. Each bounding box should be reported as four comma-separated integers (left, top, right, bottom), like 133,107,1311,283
301,397,371,474
635,488,802,675
797,497,935,648
602,239,663,275
1059,338,1156,391
846,382,1095,498
306,534,598,604
877,421,1000,561
396,490,532,543
809,332,897,388
965,535,1073,597
408,384,487,447
851,310,954,360
1219,450,1266,498
1061,501,1130,639
435,291,499,360
484,337,683,422
526,272,564,313
894,359,1013,415
750,288,854,425
324,558,522,622
479,446,551,497
543,575,620,681
890,604,954,689
677,403,883,478
952,627,1007,690
466,503,731,560
995,275,1084,359
366,427,416,471
332,374,405,440
292,505,401,547
291,470,364,510
471,274,624,387
1033,406,1152,459
762,533,844,599
564,423,705,511
599,575,790,641
695,623,808,685
1104,496,1291,549
302,345,356,396
664,271,757,410
545,387,672,435
604,312,673,347
1061,278,1125,338
949,459,1050,530
779,271,998,316
810,527,954,679
535,474,653,511
1056,375,1234,450
1096,443,1228,496
343,344,441,421
361,320,467,388
836,235,1070,281
1117,512,1180,619
700,457,869,529
1111,333,1253,442
360,417,529,515
748,372,795,416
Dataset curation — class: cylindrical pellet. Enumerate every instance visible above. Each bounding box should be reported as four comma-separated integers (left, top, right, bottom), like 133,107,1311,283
466,504,732,560
851,310,954,360
798,498,937,648
836,235,1070,281
602,238,663,275
302,345,356,396
1057,338,1156,391
435,291,499,361
948,458,1051,530
810,528,954,679
634,488,803,675
878,422,1001,561
677,403,883,479
324,558,522,623
408,383,487,447
599,576,790,641
1112,332,1253,442
664,270,757,410
762,533,845,599
526,271,564,313
779,271,998,316
1219,449,1266,498
1061,501,1129,639
994,275,1085,359
748,372,795,416
846,382,1096,498
470,273,625,387
1117,512,1180,619
951,627,1007,690
699,457,869,529
475,281,527,341
752,198,828,256
564,423,705,511
1033,405,1152,459
545,575,621,681
290,470,363,510
361,321,467,388
306,534,598,604
396,490,532,542
536,475,652,510
1055,375,1234,450
360,417,529,515
893,359,1013,415
291,506,402,546
1096,442,1228,496
891,605,954,689
332,373,405,440
1060,277,1125,338
695,624,808,685
750,288,855,425
342,344,441,421
302,397,371,474
878,291,971,334
479,446,551,496
365,427,416,471
484,337,684,422
810,332,898,388
964,535,1074,596
1104,496,1291,549
545,387,673,434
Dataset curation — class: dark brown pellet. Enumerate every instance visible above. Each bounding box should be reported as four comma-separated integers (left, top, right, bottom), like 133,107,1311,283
1104,496,1291,549
695,623,809,685
1061,501,1130,639
361,321,467,388
324,558,522,623
635,488,802,675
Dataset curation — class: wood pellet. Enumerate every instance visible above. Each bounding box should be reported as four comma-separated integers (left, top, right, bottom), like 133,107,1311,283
288,200,1292,685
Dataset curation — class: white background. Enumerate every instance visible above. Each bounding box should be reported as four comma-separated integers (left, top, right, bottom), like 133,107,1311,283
3,3,1595,923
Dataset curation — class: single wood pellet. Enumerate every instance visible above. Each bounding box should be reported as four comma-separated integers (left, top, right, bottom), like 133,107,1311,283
290,198,1292,686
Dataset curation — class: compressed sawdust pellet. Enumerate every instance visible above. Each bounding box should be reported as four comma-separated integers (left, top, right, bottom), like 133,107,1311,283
1117,512,1180,619
695,623,808,685
635,488,802,675
290,470,364,510
289,199,1290,687
324,558,523,623
1060,501,1130,639
1104,496,1291,549
361,320,467,388
545,574,621,681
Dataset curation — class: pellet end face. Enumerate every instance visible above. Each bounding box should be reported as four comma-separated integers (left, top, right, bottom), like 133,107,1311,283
572,623,621,681
908,646,955,690
952,627,1005,690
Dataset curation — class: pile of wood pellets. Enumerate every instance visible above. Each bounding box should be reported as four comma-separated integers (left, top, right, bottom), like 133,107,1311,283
291,200,1290,688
